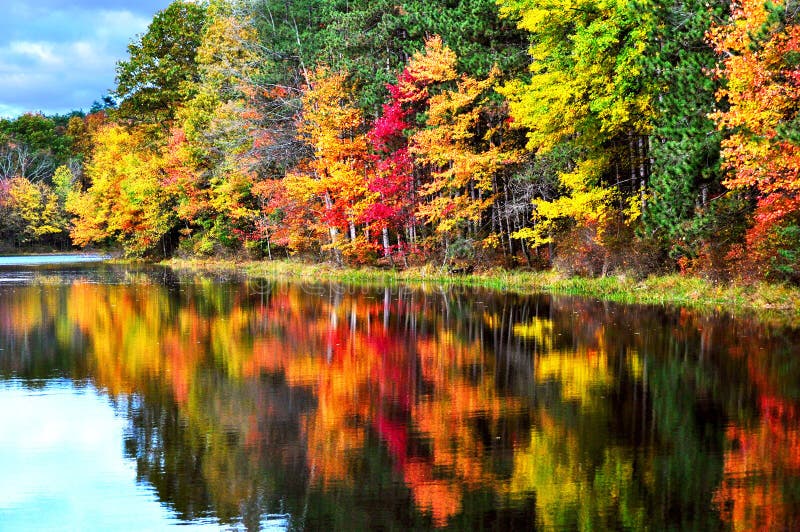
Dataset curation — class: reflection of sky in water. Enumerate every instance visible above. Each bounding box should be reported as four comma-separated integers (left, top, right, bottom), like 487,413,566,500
0,255,109,267
0,255,110,287
0,380,224,531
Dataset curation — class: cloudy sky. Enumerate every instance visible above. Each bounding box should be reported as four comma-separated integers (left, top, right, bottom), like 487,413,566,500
0,1,172,117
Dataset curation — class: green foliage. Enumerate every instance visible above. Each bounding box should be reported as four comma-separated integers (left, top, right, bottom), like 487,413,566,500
322,0,528,113
672,193,752,278
310,0,411,112
403,0,529,79
252,0,527,115
0,113,76,182
771,223,800,283
114,0,207,127
0,113,71,162
252,0,333,87
642,0,725,243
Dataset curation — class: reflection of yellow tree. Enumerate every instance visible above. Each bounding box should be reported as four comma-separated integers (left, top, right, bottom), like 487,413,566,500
511,315,554,353
516,346,647,529
500,413,648,529
483,305,649,528
536,347,615,408
0,284,56,334
67,282,208,399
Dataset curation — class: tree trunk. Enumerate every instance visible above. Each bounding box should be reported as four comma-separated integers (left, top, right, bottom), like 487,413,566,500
324,191,342,264
382,226,391,258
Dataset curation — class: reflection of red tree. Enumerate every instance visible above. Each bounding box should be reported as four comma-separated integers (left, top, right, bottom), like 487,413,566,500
714,343,800,531
370,331,413,472
230,289,520,526
713,404,800,530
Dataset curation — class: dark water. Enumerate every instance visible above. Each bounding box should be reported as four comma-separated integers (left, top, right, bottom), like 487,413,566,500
1,261,799,530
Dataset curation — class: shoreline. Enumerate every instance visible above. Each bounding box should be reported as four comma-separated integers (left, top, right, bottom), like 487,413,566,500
163,258,800,324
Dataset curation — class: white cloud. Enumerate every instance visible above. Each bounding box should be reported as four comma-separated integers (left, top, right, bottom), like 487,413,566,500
94,9,153,41
8,42,62,65
0,4,166,116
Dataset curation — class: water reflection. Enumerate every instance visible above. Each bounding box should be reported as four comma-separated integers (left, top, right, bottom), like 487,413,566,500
0,380,210,530
0,265,799,530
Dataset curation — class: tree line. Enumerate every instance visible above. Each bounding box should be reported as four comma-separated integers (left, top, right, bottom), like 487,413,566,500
1,0,798,282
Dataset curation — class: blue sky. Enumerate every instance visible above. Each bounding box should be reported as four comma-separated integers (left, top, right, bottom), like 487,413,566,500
0,1,173,117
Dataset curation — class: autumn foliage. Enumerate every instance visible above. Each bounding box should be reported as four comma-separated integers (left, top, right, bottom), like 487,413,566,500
2,0,798,282
709,0,800,281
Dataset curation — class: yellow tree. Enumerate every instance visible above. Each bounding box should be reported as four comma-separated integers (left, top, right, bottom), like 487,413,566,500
411,62,520,253
3,177,62,244
177,0,263,251
498,0,654,250
67,125,177,256
285,66,371,262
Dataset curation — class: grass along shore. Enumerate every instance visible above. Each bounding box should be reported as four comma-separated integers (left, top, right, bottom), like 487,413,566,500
163,258,800,322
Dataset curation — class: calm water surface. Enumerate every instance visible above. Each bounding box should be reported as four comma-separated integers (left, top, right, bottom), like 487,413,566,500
1,260,799,530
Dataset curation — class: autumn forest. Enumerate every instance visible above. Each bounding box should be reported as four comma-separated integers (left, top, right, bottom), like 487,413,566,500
1,0,798,282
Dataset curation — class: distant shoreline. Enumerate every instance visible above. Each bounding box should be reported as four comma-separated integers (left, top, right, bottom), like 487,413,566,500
5,252,795,324
162,258,800,326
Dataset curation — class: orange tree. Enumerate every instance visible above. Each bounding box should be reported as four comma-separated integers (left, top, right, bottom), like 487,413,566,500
710,0,800,281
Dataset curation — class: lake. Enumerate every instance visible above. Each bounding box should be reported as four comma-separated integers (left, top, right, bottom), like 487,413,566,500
0,259,799,530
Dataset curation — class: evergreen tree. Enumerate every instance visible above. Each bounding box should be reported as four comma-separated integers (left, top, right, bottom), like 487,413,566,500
643,0,726,253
